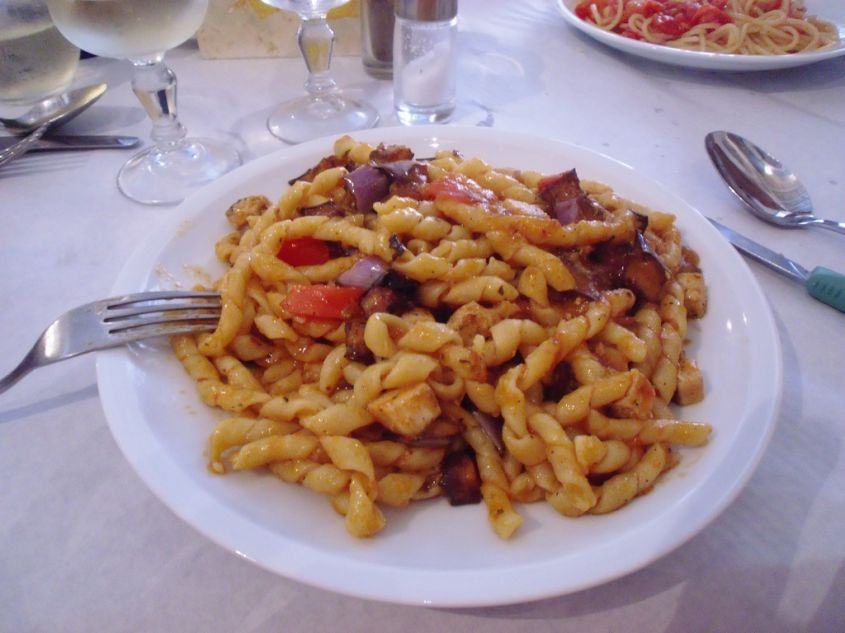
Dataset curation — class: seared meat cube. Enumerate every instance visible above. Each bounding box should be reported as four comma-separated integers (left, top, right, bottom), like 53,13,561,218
677,271,707,318
366,383,442,437
225,195,270,229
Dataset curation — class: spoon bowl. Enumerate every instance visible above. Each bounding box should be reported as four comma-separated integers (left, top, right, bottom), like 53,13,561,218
0,83,107,135
705,130,845,236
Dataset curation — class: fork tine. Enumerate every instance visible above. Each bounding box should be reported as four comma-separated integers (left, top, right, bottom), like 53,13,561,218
102,302,221,324
99,290,221,330
105,311,221,333
102,290,221,309
107,320,219,343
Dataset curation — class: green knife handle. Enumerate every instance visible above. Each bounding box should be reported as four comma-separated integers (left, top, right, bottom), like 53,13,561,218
806,267,845,313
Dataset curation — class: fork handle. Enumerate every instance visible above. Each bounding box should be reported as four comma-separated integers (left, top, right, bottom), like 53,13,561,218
0,124,49,167
0,347,40,395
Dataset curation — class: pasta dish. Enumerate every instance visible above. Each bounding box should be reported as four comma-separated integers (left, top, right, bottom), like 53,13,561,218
172,135,711,539
573,0,839,54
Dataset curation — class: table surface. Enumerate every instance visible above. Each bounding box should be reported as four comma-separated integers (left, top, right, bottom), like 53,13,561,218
2,1,844,631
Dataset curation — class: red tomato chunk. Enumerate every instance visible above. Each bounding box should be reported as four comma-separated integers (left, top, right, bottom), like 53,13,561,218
282,285,363,320
277,237,330,266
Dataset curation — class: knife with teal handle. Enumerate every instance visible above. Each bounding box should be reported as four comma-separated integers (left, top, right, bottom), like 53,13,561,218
709,218,845,313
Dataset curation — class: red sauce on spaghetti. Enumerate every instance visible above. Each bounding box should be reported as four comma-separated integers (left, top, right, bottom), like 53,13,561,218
574,0,810,41
575,0,733,40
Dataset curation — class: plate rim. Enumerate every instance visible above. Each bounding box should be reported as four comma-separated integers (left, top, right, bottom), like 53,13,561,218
97,125,783,606
555,0,845,71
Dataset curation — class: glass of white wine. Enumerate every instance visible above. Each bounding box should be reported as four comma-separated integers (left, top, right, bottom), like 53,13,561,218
260,0,379,144
0,0,80,106
46,0,241,205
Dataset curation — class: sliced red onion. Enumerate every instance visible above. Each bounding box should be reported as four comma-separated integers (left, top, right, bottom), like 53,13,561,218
553,198,581,225
344,165,389,214
336,256,389,290
374,159,422,181
472,410,505,456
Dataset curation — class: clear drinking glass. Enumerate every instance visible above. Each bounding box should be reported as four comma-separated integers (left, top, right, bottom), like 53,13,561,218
0,0,80,106
260,0,379,144
360,0,394,79
46,0,241,205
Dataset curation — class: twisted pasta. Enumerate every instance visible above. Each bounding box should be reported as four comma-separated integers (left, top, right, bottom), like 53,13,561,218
172,135,712,539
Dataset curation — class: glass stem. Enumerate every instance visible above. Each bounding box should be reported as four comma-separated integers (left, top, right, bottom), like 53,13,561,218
130,55,187,151
298,16,338,99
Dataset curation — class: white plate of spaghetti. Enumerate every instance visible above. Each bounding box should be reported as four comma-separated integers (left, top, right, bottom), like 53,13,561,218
557,0,845,71
98,126,781,606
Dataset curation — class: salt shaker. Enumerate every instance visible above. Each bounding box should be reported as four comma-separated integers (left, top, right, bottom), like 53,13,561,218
393,0,457,125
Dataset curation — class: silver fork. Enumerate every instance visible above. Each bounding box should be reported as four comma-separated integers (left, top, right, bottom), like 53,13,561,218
0,290,221,395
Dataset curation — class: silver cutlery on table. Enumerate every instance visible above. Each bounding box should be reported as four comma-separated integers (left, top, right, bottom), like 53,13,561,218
705,130,845,236
0,135,140,152
709,217,845,313
0,291,221,395
0,83,107,134
0,83,108,168
0,124,49,167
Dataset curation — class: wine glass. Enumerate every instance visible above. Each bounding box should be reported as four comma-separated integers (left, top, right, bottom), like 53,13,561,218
46,0,241,206
260,0,379,144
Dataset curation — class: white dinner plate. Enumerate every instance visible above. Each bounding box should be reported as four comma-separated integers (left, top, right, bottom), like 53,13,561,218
98,125,781,607
556,0,845,71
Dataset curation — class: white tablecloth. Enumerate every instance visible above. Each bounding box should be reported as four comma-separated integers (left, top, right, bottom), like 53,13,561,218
2,1,844,630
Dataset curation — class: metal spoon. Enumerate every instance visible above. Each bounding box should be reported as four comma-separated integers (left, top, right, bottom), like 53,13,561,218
705,130,845,236
0,83,107,135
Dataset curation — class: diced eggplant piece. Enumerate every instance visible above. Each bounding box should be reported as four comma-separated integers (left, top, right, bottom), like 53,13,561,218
345,317,373,362
369,144,415,163
360,287,402,316
538,169,607,224
288,154,352,185
590,231,668,302
441,450,482,506
620,232,668,302
382,269,418,295
299,200,346,218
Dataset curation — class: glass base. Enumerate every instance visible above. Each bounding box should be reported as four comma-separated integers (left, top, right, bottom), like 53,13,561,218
117,138,241,206
395,102,455,126
267,94,380,144
363,60,393,80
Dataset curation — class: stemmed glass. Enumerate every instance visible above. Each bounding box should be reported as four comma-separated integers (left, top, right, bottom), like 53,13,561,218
46,0,241,205
260,0,379,144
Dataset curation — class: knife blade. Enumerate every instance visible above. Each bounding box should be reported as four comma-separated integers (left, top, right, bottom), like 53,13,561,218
708,217,808,282
0,135,140,152
708,217,845,312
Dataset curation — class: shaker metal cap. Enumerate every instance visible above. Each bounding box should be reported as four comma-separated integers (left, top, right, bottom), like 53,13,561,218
396,0,458,21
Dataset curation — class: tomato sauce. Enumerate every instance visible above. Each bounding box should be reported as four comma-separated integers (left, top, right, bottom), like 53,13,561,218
575,0,734,40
